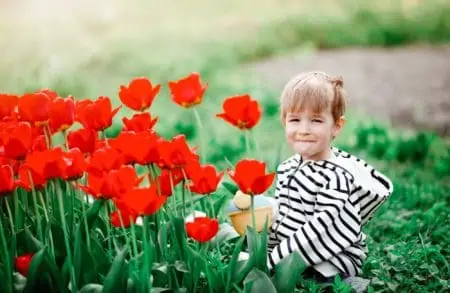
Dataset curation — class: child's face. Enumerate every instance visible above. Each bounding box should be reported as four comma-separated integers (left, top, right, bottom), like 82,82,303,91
285,108,345,161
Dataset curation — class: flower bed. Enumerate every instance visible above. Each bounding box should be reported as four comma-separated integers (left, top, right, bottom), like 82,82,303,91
0,73,309,293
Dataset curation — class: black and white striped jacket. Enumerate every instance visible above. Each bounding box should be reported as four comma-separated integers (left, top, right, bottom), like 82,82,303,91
267,147,393,277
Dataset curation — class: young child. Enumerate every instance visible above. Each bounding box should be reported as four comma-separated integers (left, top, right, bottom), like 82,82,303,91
267,71,393,283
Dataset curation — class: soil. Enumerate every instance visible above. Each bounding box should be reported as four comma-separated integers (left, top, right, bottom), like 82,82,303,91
248,45,450,136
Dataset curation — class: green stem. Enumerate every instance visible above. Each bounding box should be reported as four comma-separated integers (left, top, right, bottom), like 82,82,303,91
193,271,199,293
37,191,55,259
209,195,223,262
30,185,44,242
4,198,15,239
44,184,55,218
147,164,161,248
117,211,132,255
251,196,256,231
205,242,212,293
4,198,16,263
244,130,251,156
249,129,263,160
78,190,92,252
104,204,114,258
181,180,186,219
193,108,206,163
26,170,43,241
19,189,30,227
208,196,215,218
168,171,177,217
147,165,154,186
62,130,70,150
66,182,75,236
130,222,139,261
107,202,120,251
13,189,22,232
42,124,52,149
180,168,191,218
54,180,77,291
37,190,49,222
101,131,109,145
142,217,152,292
151,164,174,219
0,215,13,293
148,164,160,194
171,266,180,290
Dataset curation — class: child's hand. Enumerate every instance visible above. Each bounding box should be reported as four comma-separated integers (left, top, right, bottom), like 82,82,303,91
266,197,279,222
238,251,249,261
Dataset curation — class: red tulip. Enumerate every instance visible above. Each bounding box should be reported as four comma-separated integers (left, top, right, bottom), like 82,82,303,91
109,131,160,165
119,77,160,111
16,164,47,191
0,165,15,195
228,159,275,195
94,139,109,150
67,128,97,154
100,165,143,199
76,97,121,131
0,93,19,120
31,135,49,152
168,72,207,108
110,208,137,228
185,217,219,243
122,112,158,132
21,148,84,182
77,171,103,198
119,186,167,216
157,135,199,169
152,168,184,196
15,253,34,276
79,165,142,200
18,92,51,125
62,148,87,181
37,89,59,100
187,164,223,195
50,96,76,132
0,156,19,175
0,121,33,160
25,148,66,180
75,99,91,120
216,94,261,130
87,146,124,176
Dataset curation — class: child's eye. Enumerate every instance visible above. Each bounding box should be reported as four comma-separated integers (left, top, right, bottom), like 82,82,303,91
289,119,300,122
312,119,323,123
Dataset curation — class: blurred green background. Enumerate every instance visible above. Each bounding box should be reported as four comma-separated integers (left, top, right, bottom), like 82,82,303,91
1,0,448,163
1,0,449,291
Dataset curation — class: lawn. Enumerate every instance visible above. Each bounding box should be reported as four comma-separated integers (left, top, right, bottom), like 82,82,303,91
0,0,449,292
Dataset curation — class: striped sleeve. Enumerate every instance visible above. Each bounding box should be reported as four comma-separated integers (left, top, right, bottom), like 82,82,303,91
333,147,394,225
268,175,360,270
358,168,393,224
346,162,394,225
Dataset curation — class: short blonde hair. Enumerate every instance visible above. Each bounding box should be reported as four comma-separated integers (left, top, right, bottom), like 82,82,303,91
279,71,347,124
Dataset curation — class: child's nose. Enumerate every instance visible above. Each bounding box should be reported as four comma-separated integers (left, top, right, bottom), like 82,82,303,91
297,120,311,134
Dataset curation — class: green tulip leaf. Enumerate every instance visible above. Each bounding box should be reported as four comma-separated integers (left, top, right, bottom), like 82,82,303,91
243,268,276,293
103,247,129,293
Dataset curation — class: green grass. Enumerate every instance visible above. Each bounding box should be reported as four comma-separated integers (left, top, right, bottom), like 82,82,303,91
234,0,450,61
1,0,449,291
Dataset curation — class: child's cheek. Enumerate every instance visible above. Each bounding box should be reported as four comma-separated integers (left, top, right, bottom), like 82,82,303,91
285,127,295,142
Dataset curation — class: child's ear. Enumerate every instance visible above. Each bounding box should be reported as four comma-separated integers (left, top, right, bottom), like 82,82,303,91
332,116,346,138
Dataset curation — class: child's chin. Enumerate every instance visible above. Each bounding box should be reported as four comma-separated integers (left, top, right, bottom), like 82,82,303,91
295,148,321,159
295,149,313,157
293,143,315,154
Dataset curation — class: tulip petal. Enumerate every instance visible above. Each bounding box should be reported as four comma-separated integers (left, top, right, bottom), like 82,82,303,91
251,173,276,195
